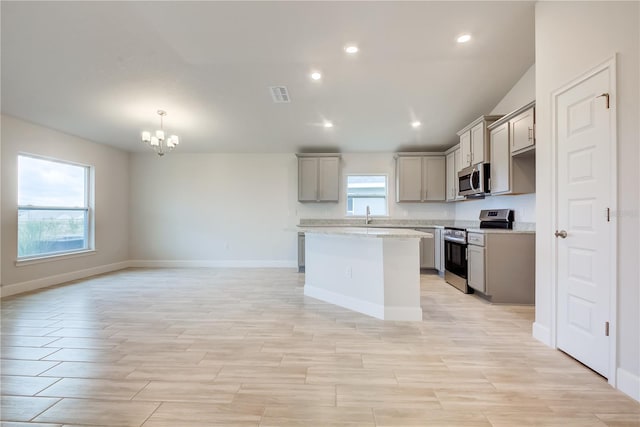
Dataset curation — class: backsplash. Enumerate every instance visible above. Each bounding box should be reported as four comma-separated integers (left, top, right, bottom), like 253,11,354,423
454,193,536,223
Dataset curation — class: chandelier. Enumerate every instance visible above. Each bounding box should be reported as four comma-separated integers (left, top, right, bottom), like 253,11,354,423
141,110,180,156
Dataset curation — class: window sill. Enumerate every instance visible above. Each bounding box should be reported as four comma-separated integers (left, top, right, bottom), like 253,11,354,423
15,249,97,267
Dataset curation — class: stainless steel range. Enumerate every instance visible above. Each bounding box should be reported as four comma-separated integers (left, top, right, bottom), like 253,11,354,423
443,227,470,294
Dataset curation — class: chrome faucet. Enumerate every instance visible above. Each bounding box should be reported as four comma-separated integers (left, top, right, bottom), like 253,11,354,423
365,205,371,225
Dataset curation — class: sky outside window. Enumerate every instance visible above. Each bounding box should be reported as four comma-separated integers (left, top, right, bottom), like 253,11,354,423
18,155,86,207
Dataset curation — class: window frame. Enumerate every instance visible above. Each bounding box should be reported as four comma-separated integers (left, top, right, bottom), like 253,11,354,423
16,153,95,263
345,173,389,218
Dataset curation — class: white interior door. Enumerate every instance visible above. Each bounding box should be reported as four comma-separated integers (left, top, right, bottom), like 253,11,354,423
556,64,614,378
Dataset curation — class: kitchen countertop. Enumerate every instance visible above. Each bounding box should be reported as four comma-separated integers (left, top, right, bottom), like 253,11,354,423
466,228,535,234
301,227,432,238
298,218,535,232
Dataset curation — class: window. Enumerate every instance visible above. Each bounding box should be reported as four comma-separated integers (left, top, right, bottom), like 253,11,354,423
18,154,92,259
346,175,388,216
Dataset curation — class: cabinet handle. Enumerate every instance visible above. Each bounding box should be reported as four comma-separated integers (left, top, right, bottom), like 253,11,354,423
528,127,533,141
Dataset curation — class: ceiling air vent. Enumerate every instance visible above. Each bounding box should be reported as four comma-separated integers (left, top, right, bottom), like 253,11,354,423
269,86,291,103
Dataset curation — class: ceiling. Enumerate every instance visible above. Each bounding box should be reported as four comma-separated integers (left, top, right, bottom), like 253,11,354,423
1,1,535,153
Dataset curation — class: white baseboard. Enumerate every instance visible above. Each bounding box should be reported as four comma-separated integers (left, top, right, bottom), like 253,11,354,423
617,367,640,402
128,259,297,268
304,285,422,321
532,322,552,346
0,261,131,298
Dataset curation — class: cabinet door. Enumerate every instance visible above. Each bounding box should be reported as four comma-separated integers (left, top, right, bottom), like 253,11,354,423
470,122,485,164
298,158,319,201
396,157,423,202
423,156,446,201
511,108,535,153
490,122,510,194
298,233,305,270
434,228,444,273
467,245,485,293
460,131,472,168
318,157,339,201
454,147,464,200
445,151,456,201
418,229,435,269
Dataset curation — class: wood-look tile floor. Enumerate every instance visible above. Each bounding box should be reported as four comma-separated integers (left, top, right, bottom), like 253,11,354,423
1,268,639,426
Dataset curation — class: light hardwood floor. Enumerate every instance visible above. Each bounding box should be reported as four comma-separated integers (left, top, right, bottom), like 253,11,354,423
1,268,639,426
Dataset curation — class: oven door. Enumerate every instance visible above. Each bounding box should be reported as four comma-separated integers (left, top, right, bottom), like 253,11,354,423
445,239,467,279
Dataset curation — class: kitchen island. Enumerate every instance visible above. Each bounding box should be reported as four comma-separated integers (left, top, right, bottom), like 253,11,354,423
302,227,431,321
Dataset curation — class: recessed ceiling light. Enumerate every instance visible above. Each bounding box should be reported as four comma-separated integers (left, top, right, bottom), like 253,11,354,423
457,34,472,43
311,72,322,81
324,121,334,128
411,121,422,128
344,45,359,54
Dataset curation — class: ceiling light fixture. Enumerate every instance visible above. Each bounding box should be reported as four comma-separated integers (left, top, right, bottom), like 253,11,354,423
323,121,334,128
344,45,359,54
311,72,322,81
457,34,472,43
141,110,179,157
411,121,422,128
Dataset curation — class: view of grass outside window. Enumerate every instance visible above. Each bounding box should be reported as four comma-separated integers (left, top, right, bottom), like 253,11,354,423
346,175,388,216
18,155,91,259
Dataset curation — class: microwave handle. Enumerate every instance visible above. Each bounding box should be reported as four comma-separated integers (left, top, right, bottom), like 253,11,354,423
469,167,477,192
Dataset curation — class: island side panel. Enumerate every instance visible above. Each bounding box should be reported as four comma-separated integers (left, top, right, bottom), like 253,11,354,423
382,238,423,321
304,233,385,318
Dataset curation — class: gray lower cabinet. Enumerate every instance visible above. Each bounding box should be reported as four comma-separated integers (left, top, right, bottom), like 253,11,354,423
417,228,436,270
467,232,535,304
297,232,305,272
467,242,486,293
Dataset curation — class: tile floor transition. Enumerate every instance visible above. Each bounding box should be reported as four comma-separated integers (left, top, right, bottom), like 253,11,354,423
1,268,639,426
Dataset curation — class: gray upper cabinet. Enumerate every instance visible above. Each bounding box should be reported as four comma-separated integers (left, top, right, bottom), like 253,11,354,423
396,154,445,202
396,156,423,202
457,115,502,168
445,144,464,202
490,122,510,195
488,101,536,196
297,154,340,202
445,150,456,201
511,105,535,154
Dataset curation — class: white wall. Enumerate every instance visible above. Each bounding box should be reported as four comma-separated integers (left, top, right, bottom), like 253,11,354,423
129,153,299,266
491,64,536,115
1,115,130,295
454,194,536,223
535,1,639,400
128,152,454,266
454,63,536,223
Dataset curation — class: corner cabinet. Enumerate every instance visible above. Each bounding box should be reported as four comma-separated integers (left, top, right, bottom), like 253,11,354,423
296,154,340,202
489,101,536,196
396,153,445,202
457,115,502,169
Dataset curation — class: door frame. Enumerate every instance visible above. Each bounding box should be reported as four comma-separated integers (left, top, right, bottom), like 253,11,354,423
549,55,618,385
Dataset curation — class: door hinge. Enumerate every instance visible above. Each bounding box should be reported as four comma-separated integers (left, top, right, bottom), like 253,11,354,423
606,207,610,222
605,321,610,336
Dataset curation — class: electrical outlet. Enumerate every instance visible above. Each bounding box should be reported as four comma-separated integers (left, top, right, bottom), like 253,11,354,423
346,266,352,278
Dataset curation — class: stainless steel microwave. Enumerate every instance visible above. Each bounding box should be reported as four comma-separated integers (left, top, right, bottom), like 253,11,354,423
458,163,490,197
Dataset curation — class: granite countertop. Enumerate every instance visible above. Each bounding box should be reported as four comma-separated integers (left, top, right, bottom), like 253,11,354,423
298,218,535,232
466,228,536,234
300,227,432,238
